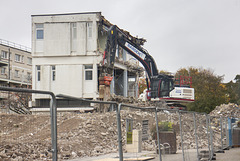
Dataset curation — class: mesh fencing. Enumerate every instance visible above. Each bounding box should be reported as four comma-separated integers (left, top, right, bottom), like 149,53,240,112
119,106,156,160
1,87,239,161
56,111,119,160
0,92,52,160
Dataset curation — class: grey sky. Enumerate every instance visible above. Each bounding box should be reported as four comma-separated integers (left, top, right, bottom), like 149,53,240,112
1,0,240,82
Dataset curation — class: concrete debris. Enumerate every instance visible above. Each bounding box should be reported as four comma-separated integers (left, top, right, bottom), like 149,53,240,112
0,103,235,160
110,94,136,103
210,103,240,118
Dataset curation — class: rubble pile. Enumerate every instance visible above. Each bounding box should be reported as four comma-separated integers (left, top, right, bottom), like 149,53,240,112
210,103,240,118
1,104,230,160
109,94,136,104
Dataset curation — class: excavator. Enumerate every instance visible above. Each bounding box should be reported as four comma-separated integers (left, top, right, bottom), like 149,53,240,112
102,25,194,109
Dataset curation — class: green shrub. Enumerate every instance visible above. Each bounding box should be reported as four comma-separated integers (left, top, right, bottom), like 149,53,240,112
158,121,173,131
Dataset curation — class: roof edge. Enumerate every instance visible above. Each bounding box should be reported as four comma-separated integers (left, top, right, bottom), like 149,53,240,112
31,12,102,17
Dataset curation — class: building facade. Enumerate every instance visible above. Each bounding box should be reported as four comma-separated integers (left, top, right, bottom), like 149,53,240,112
31,12,143,107
0,39,32,88
0,39,32,111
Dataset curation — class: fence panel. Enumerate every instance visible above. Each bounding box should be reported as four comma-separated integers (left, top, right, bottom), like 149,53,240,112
157,109,182,161
0,92,54,160
231,117,240,147
194,113,211,161
119,105,157,160
178,112,198,161
210,116,227,155
0,87,57,161
1,87,239,161
56,110,120,160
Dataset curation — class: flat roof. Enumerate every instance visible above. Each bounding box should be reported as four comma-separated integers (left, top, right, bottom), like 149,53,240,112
31,12,101,17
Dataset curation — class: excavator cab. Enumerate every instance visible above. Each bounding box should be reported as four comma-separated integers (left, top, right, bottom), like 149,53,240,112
150,75,174,98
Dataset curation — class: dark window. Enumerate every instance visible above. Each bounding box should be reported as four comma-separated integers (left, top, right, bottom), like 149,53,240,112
85,65,93,80
36,65,41,81
85,71,93,80
52,65,56,81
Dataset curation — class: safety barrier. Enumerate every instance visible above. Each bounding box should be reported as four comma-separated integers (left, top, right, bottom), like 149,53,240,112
0,87,57,161
0,87,239,161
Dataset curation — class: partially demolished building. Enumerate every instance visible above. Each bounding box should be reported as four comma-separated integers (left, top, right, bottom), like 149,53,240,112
31,12,143,107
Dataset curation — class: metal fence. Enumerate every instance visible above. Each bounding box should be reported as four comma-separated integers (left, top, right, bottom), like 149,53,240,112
0,87,57,161
0,87,239,161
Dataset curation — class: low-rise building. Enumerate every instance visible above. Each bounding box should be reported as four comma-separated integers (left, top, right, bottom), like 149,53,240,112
0,39,32,111
31,12,143,108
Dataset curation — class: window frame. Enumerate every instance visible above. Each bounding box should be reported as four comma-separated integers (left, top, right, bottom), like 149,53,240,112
14,70,19,78
84,65,93,80
21,55,24,63
1,51,8,59
36,24,44,40
15,54,21,62
1,67,6,75
36,65,41,81
51,65,56,81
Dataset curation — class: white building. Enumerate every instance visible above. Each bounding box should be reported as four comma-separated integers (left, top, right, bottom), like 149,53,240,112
31,12,143,108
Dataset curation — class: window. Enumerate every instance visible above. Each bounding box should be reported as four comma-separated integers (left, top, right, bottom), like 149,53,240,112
36,65,41,81
36,24,44,39
15,54,21,62
51,65,56,81
21,56,24,63
15,70,19,78
87,22,93,38
85,65,93,80
27,57,32,65
1,51,8,59
1,68,6,75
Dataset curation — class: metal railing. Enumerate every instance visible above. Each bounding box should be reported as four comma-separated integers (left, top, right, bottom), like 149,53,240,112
0,39,31,52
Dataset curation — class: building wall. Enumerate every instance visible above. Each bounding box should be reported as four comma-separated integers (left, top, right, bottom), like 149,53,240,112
32,13,101,102
0,42,32,86
31,12,142,107
0,40,32,110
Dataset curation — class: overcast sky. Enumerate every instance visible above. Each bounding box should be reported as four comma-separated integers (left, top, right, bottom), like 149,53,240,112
1,0,240,83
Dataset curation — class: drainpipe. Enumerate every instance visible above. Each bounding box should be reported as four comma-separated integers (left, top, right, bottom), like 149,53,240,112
7,47,11,113
8,47,10,85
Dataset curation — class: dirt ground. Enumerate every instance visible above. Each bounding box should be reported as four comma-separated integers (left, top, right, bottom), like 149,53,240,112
0,103,239,160
0,110,170,160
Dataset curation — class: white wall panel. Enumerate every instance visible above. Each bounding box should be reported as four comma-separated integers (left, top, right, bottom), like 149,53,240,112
44,23,71,56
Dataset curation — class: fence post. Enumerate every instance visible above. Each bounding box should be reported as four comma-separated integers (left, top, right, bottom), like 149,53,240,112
193,113,200,161
205,114,211,160
178,111,185,161
225,117,228,148
155,108,162,161
116,103,123,161
209,116,214,159
50,94,58,161
228,117,232,147
220,117,223,151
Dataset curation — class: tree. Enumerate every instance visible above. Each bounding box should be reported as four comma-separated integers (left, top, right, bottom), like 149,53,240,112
225,80,238,103
225,75,240,104
176,67,226,113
